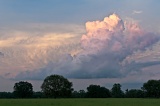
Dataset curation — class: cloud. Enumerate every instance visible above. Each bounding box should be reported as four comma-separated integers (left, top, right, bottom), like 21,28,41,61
0,26,82,78
14,13,160,80
0,52,4,56
0,76,15,92
132,10,143,14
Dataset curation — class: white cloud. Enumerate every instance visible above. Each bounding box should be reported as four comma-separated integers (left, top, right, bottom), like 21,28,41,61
13,14,160,81
0,24,82,78
132,10,143,14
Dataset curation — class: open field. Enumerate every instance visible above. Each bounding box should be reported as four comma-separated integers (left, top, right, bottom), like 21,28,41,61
0,98,160,106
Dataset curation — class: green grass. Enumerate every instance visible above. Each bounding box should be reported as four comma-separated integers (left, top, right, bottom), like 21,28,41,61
0,98,160,106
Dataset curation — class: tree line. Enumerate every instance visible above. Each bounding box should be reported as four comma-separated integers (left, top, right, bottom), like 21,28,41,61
0,74,160,98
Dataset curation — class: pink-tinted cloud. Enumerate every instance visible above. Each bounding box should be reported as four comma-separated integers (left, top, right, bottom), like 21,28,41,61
14,13,160,80
81,14,158,54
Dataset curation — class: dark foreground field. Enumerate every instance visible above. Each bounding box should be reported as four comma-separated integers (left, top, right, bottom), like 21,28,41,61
0,98,160,106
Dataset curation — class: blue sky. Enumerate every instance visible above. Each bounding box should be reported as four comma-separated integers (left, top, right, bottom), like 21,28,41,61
0,0,159,34
0,0,160,91
0,0,159,25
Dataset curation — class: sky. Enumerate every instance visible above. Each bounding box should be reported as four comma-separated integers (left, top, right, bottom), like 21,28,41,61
0,0,160,91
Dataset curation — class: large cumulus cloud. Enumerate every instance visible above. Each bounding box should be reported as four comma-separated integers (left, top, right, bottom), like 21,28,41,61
14,14,160,80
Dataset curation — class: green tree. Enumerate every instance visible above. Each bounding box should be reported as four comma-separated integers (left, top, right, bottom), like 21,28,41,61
87,85,111,98
13,81,33,98
78,90,86,98
41,74,73,98
111,83,124,98
72,90,86,98
32,91,45,98
125,89,144,98
0,92,14,98
142,80,160,98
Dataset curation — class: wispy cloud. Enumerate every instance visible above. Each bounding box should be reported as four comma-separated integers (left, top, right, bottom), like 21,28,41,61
132,10,143,14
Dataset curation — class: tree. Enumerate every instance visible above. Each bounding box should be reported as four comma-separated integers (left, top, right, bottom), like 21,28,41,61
78,90,86,98
125,89,144,98
32,91,45,98
111,83,124,98
13,81,33,98
72,90,86,98
142,80,160,98
41,74,73,98
86,85,111,98
0,92,14,98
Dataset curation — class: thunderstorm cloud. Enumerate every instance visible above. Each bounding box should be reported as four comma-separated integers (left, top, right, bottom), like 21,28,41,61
13,14,160,80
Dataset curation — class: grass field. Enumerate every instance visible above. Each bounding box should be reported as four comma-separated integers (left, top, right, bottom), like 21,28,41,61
0,98,160,106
